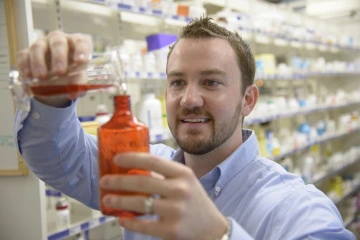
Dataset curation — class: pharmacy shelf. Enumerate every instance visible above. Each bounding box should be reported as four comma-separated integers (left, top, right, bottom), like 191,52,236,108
311,157,360,185
77,0,191,26
125,70,360,82
48,215,116,240
255,70,360,81
45,188,116,240
333,184,360,206
46,189,62,197
31,0,186,42
244,100,360,126
126,71,167,80
237,26,360,52
307,71,360,77
113,2,192,24
273,127,360,161
33,1,359,52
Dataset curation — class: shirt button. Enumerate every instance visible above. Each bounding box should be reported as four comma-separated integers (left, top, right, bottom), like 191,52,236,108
215,186,221,193
32,112,40,119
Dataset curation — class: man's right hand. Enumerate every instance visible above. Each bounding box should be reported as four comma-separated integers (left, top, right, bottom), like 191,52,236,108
16,31,92,107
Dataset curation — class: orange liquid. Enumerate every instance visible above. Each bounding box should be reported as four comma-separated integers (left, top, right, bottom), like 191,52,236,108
98,95,150,218
30,84,113,96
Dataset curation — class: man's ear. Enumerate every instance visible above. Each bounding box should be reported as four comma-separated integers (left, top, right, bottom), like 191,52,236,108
241,84,259,117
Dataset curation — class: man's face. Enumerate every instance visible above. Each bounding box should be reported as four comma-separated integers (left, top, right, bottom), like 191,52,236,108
166,38,244,155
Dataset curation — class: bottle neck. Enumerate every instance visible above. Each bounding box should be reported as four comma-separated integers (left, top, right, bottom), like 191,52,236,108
114,95,131,113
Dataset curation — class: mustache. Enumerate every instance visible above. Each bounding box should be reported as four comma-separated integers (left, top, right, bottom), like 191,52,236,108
179,107,212,118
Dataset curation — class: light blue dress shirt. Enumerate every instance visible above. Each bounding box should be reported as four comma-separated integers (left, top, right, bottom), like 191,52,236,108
15,99,355,240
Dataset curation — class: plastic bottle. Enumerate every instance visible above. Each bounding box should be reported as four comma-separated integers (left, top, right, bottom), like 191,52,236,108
302,156,315,184
266,130,273,157
282,158,294,172
293,168,302,178
136,93,163,137
130,53,144,72
257,130,268,158
331,176,344,197
143,52,157,73
95,104,111,125
272,135,281,157
56,198,70,230
98,95,150,218
158,96,168,128
189,3,206,19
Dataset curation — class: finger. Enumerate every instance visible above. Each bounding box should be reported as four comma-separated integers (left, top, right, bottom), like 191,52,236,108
150,171,165,180
114,153,191,178
100,174,171,197
16,49,32,79
29,38,48,79
47,31,68,75
67,33,92,63
118,218,168,239
103,195,171,216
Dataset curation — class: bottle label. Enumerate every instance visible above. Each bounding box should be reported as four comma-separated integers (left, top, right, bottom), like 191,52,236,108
56,209,70,230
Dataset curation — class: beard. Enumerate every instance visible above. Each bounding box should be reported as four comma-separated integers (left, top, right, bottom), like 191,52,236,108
169,99,243,155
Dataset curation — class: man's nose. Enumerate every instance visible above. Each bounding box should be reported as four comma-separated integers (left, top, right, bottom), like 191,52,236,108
180,84,204,110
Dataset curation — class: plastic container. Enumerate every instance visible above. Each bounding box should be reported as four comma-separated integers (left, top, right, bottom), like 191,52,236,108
136,93,163,136
130,53,144,72
272,136,280,157
143,52,157,73
159,96,168,128
302,156,315,184
282,158,294,172
257,130,268,158
189,5,206,19
146,33,177,73
56,198,70,230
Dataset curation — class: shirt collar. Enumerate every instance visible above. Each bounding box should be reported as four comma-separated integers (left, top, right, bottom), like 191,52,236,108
171,129,259,194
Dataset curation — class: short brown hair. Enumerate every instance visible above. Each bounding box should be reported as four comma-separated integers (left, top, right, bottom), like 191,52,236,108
167,16,256,94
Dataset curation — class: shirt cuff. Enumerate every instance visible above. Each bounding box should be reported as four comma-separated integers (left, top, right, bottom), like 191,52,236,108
228,217,254,240
22,98,77,130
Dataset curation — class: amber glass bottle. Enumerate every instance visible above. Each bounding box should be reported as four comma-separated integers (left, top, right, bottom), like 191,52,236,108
98,95,149,218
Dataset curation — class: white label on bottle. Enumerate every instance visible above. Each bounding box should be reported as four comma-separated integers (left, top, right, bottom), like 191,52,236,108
56,209,70,230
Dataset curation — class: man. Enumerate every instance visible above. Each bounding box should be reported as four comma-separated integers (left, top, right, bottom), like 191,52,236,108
15,17,354,239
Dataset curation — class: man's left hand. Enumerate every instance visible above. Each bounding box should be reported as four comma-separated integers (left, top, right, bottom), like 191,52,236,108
99,152,228,240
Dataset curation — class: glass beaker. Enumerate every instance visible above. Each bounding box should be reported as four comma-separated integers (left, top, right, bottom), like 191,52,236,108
9,49,127,111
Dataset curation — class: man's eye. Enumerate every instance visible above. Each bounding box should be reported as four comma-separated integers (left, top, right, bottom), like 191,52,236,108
205,80,219,86
172,80,184,87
